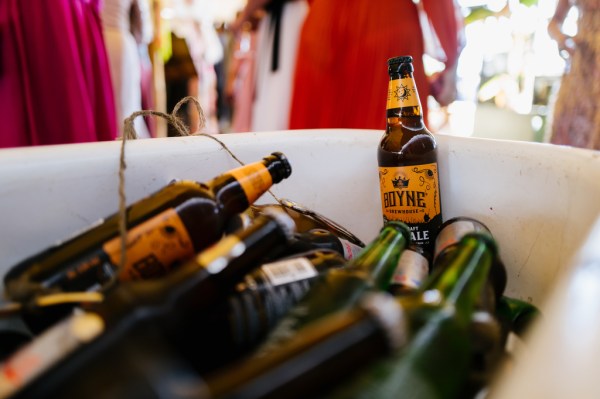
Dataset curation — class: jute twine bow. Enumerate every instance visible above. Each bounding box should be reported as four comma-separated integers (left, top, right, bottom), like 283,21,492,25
115,96,283,278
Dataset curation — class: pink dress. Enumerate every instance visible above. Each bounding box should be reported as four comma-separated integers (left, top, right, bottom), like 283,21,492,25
0,0,117,148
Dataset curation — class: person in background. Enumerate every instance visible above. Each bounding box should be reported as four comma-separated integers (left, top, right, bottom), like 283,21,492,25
288,0,463,130
170,0,223,134
232,0,310,132
0,0,117,148
226,16,260,133
547,0,600,150
102,0,154,139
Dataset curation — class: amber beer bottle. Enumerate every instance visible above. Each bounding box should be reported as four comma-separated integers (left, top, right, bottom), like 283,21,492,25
4,152,292,302
378,55,442,257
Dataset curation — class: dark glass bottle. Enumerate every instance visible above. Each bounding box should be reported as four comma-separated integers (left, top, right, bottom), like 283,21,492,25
378,55,442,258
249,199,366,248
0,208,295,399
275,228,363,261
196,249,347,372
250,221,410,357
203,292,408,399
4,152,292,302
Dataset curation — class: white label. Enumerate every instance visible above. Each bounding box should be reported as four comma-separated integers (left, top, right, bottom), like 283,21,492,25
0,313,104,397
391,250,429,290
261,257,318,287
339,238,363,260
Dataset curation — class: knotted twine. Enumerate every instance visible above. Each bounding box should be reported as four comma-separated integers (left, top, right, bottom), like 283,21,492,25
116,96,283,278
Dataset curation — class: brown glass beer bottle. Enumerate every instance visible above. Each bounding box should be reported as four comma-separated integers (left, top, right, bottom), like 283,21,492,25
4,152,292,302
378,55,442,257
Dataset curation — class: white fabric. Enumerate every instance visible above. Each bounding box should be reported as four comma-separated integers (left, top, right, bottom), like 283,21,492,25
101,0,152,138
251,0,308,132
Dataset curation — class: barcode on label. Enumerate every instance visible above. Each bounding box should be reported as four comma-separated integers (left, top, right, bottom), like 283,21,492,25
261,258,318,286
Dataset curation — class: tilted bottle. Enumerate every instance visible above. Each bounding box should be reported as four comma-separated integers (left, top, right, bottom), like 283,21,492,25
4,152,292,302
387,244,430,297
272,228,364,261
327,232,501,399
202,292,409,399
433,216,507,303
496,295,541,339
195,249,347,372
247,221,410,357
0,208,295,399
248,199,366,248
378,55,443,258
203,232,498,399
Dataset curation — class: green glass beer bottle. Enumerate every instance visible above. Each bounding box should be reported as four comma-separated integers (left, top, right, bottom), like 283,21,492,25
250,221,411,356
328,231,499,399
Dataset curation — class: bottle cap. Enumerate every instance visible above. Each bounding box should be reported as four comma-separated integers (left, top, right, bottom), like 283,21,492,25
381,221,411,241
269,152,292,179
387,56,413,66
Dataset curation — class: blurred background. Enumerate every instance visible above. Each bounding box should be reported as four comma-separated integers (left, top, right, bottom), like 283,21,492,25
150,0,572,141
0,0,578,146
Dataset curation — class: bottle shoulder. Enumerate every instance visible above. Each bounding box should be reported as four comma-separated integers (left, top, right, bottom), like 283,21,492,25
378,126,438,166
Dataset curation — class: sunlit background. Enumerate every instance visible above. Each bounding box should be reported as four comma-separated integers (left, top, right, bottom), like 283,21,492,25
156,0,574,141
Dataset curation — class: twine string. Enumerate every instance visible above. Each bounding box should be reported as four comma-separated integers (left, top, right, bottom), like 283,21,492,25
114,96,284,289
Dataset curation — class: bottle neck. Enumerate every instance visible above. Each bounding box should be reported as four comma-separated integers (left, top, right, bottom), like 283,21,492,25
421,233,496,324
348,223,410,290
386,72,424,129
207,159,279,217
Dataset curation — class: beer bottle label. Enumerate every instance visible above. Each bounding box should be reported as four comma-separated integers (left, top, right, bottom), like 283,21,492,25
378,163,442,249
103,208,195,281
390,250,429,291
387,78,420,109
261,257,318,287
0,313,104,397
339,238,363,260
229,163,273,204
435,219,488,259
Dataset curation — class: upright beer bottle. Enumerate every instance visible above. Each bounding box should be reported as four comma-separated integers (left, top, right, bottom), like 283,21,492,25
378,56,442,258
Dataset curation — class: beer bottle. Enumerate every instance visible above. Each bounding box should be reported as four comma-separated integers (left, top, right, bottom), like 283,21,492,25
0,208,295,399
275,228,364,261
434,216,507,303
388,245,430,297
203,292,408,399
496,295,541,338
196,249,347,372
328,232,500,399
378,55,442,258
204,232,498,399
251,221,410,356
249,199,366,248
4,152,292,302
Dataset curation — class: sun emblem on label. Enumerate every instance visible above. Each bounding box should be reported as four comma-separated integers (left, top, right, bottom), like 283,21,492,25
393,84,412,101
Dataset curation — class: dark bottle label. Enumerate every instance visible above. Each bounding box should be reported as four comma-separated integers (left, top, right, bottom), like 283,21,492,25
378,163,442,251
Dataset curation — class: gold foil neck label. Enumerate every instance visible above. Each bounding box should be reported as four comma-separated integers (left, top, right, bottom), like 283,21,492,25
387,78,420,109
378,163,441,224
229,163,273,204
